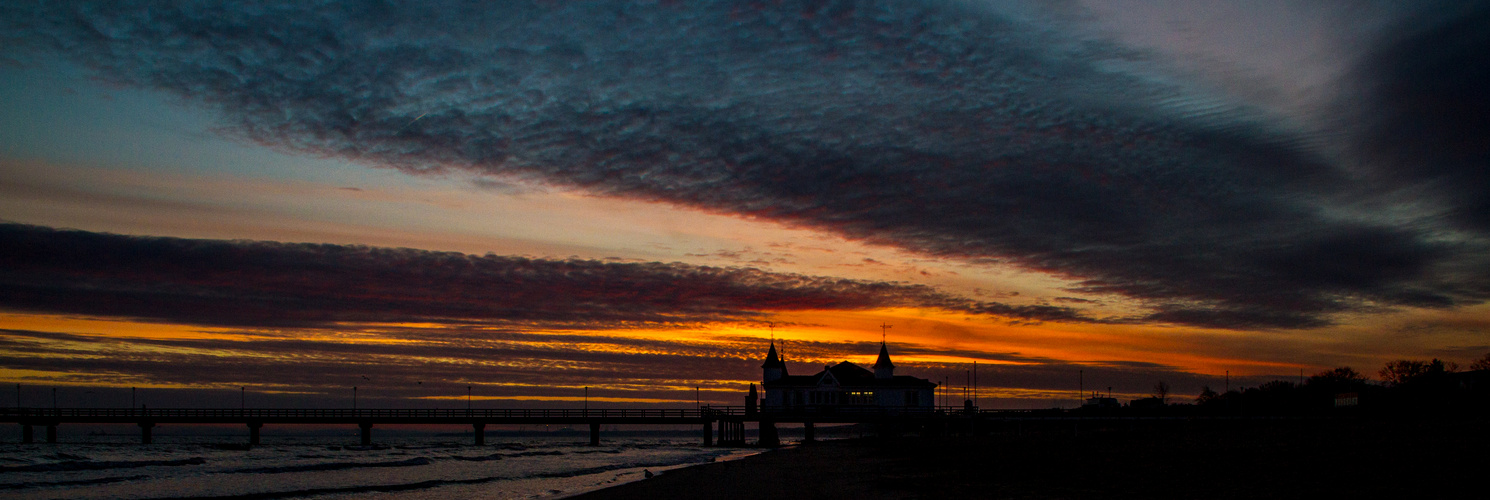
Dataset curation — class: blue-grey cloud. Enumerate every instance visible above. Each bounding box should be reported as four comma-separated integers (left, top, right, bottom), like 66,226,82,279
3,1,1486,329
1347,2,1490,231
0,223,1093,327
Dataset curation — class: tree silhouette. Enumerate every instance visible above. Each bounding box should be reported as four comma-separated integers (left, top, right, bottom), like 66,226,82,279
1379,360,1432,386
1195,386,1219,405
1472,353,1490,372
1153,381,1170,405
1308,367,1366,387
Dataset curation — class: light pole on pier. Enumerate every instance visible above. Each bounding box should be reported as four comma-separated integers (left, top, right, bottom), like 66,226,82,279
584,386,589,414
241,387,245,409
353,386,358,410
467,385,472,411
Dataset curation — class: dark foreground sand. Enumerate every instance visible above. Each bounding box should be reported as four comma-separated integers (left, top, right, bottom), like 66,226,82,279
573,418,1486,499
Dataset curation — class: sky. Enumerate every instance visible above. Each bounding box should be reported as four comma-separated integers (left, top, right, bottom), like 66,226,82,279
1,0,1487,410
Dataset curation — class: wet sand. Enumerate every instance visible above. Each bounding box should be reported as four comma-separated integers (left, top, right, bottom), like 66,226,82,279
571,418,1486,499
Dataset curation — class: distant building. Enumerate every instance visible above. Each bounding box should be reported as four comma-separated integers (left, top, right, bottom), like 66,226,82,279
759,340,936,410
1082,396,1120,409
1129,396,1164,408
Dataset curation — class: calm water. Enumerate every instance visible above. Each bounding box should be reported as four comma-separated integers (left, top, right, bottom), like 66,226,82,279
0,431,759,499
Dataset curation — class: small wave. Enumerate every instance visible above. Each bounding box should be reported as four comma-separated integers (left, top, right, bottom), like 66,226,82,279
447,453,503,462
393,443,462,450
571,449,623,455
503,450,564,458
227,457,432,474
46,453,90,461
0,457,205,473
0,474,150,490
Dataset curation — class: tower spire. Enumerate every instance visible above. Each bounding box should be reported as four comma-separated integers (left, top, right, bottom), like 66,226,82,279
874,324,895,379
761,325,787,382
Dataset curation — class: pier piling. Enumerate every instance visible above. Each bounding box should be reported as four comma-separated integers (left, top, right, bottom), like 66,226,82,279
138,422,154,444
358,422,372,446
473,423,485,446
588,423,600,446
248,422,262,446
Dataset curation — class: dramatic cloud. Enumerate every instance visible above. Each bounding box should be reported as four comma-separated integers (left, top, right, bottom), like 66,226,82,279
4,1,1487,328
1347,2,1490,231
1,326,1233,408
0,223,1091,327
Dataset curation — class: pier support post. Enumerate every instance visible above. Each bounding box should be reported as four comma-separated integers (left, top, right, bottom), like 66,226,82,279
138,422,154,444
248,422,262,446
757,419,779,448
702,421,713,447
588,423,600,446
21,424,33,444
716,419,724,445
473,423,486,446
46,424,57,443
803,421,816,443
358,422,372,446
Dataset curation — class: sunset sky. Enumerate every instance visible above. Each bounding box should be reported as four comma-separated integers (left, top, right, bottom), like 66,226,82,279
2,1,1487,409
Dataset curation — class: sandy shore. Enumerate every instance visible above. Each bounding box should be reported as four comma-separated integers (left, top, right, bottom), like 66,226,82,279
571,418,1486,499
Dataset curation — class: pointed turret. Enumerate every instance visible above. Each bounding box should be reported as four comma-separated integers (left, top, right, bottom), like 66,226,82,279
873,342,895,379
762,341,787,382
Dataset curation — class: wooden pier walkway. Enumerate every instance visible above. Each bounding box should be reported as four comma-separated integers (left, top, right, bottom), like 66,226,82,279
2,406,1307,447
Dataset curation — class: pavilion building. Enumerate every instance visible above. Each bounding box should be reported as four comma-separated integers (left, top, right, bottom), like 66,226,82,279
758,340,936,410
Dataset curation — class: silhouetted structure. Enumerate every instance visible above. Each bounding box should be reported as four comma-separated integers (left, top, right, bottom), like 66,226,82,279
759,340,936,410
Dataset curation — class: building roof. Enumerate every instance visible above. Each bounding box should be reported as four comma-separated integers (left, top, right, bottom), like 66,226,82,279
760,341,785,370
764,360,936,389
873,343,894,371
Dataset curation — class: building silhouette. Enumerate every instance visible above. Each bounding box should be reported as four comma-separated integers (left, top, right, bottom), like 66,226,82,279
759,340,937,409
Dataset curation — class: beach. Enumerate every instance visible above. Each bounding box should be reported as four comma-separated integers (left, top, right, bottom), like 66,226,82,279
573,418,1488,499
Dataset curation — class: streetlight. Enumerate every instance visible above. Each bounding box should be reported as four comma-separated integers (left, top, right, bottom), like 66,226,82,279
241,387,246,410
584,386,589,414
353,386,358,410
467,385,472,411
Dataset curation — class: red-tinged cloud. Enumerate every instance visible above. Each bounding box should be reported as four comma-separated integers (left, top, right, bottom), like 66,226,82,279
0,223,1097,327
1,327,1242,408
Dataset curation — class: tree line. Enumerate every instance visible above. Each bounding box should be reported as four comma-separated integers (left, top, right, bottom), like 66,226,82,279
1125,353,1490,416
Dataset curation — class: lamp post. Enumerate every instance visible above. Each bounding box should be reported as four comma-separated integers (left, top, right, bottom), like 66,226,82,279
241,387,246,410
353,386,358,410
583,386,588,414
467,385,472,411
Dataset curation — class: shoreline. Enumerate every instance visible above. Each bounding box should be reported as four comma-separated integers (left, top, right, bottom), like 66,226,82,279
568,418,1488,499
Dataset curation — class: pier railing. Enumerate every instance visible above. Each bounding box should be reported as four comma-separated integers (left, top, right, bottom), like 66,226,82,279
0,407,711,420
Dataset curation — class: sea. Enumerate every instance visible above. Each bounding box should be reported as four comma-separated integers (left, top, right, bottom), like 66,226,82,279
0,428,762,500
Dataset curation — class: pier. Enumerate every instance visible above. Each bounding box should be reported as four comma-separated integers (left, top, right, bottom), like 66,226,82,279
1,406,1326,447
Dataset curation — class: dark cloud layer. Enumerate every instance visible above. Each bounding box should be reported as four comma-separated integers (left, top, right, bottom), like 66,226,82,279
1350,2,1490,232
0,223,1089,327
3,1,1488,328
